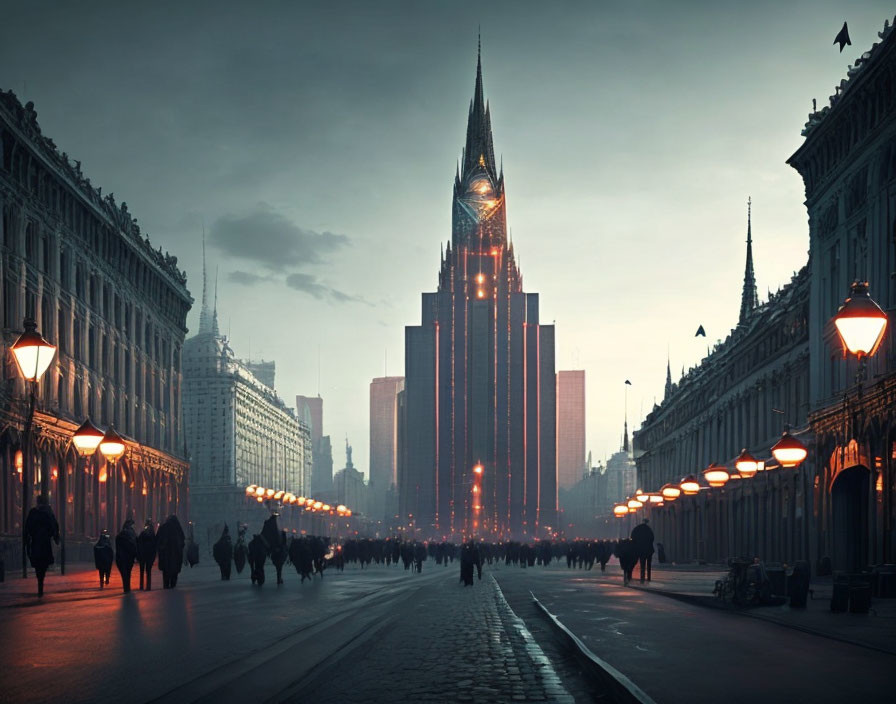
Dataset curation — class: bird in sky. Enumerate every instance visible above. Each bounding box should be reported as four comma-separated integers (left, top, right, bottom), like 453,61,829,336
624,380,632,386
695,325,706,337
834,22,851,52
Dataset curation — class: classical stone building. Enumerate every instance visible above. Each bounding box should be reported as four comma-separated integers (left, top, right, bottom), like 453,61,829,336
788,17,896,572
399,47,558,541
634,201,811,564
182,266,310,548
0,91,191,560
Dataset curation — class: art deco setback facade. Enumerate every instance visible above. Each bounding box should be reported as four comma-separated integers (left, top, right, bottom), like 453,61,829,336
183,288,310,548
0,91,191,557
635,17,896,572
399,51,557,540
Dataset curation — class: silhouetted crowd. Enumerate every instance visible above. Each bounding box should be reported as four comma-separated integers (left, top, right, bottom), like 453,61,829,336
24,493,655,596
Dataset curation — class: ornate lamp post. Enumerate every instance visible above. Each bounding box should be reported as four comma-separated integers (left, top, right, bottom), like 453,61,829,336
832,281,888,372
11,318,57,578
702,463,730,488
771,431,808,468
679,475,701,496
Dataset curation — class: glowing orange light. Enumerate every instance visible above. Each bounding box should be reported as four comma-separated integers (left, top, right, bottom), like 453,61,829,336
661,483,681,500
472,485,479,493
297,496,306,504
735,449,759,478
703,463,730,488
274,490,284,500
476,273,485,284
246,485,257,495
256,496,264,503
477,290,485,298
490,248,499,256
473,464,483,475
322,504,331,511
634,488,649,502
680,475,700,495
14,450,23,471
771,432,808,468
256,487,266,497
142,486,147,496
99,468,107,483
266,489,275,499
314,501,323,510
345,510,352,517
833,281,888,358
52,468,58,480
613,504,629,516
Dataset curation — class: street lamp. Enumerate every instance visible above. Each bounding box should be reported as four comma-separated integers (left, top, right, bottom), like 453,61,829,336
98,426,126,463
680,475,700,495
702,463,730,488
648,493,664,505
735,449,759,478
771,431,807,468
832,281,888,360
66,418,103,575
626,498,643,511
661,483,681,501
12,318,57,578
634,488,650,503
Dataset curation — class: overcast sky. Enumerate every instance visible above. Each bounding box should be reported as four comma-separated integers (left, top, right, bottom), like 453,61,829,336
2,1,893,476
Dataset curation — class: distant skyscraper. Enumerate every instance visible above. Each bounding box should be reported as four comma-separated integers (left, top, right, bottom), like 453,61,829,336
399,46,558,539
296,394,333,492
369,376,404,519
556,371,586,489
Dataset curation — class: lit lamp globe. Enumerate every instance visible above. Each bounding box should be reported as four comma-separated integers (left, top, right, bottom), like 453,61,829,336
771,431,808,468
255,486,266,497
680,475,700,495
634,488,650,503
648,493,664,505
661,483,681,501
274,490,285,501
735,449,759,478
98,427,126,463
72,418,104,458
833,281,888,358
266,489,275,499
703,463,730,488
613,504,629,517
473,464,484,475
11,318,57,382
626,498,643,511
246,485,258,496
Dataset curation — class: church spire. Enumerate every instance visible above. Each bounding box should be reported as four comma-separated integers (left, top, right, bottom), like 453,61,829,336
622,419,630,453
739,197,758,326
462,34,497,180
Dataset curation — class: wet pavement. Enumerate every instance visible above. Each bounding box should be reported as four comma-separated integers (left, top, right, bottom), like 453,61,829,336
494,563,896,704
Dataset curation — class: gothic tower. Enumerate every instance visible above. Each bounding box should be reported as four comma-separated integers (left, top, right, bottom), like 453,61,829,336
400,45,557,540
739,197,758,325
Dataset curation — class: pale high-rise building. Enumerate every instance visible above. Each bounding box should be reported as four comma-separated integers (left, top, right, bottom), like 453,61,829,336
369,377,404,520
556,371,586,489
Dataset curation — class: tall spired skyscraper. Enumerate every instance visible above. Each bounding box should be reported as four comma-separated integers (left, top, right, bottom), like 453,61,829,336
399,47,557,540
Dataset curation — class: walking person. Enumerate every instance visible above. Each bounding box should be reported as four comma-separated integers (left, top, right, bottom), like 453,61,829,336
630,518,655,584
136,519,157,591
115,518,138,593
94,530,114,589
156,514,185,589
213,525,233,580
459,541,475,586
24,494,59,597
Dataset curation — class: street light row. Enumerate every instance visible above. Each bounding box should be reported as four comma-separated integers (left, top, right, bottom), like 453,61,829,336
244,485,353,517
615,280,888,519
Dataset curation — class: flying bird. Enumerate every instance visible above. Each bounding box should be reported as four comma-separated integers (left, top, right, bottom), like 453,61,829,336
624,380,632,386
834,22,851,52
695,325,706,337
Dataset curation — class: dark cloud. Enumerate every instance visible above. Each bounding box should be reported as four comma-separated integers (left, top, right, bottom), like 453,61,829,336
285,273,362,304
210,203,349,271
228,270,270,286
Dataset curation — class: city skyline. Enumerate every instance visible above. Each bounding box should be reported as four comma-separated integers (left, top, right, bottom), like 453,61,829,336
2,1,893,473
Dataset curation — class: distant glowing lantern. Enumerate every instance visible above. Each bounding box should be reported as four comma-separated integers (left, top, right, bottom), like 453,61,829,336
771,431,808,468
680,475,700,495
345,510,352,517
322,504,331,511
472,485,480,493
613,504,629,516
256,496,264,503
635,488,649,502
52,467,58,480
337,505,346,513
142,485,148,496
476,273,485,284
477,290,485,299
246,485,258,496
832,281,888,358
11,318,57,382
648,493,664,504
627,498,643,510
703,463,730,488
99,468,108,483
266,489,275,499
297,496,306,504
256,486,266,497
735,449,759,478
72,418,104,457
14,450,23,472
661,484,681,501
473,464,483,475
98,427,126,462
274,490,284,501
314,501,323,510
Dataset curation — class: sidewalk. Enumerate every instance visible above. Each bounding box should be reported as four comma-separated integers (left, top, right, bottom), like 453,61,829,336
631,564,896,655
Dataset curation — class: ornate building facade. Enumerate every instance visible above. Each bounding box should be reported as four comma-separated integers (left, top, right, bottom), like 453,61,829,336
1,91,191,560
399,48,558,540
634,204,811,564
788,17,896,572
182,265,310,548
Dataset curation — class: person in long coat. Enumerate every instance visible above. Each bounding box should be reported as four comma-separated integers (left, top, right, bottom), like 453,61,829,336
156,515,185,589
459,541,475,586
213,525,233,580
136,519,157,591
630,518,655,583
115,518,138,593
93,530,114,589
24,494,59,597
271,529,288,586
615,538,638,587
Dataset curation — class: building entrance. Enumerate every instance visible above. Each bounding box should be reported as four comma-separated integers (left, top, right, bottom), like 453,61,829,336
831,464,870,572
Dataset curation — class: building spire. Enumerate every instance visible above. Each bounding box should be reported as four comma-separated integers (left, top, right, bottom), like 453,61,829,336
198,226,215,335
462,33,497,180
622,419,630,453
739,197,758,326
